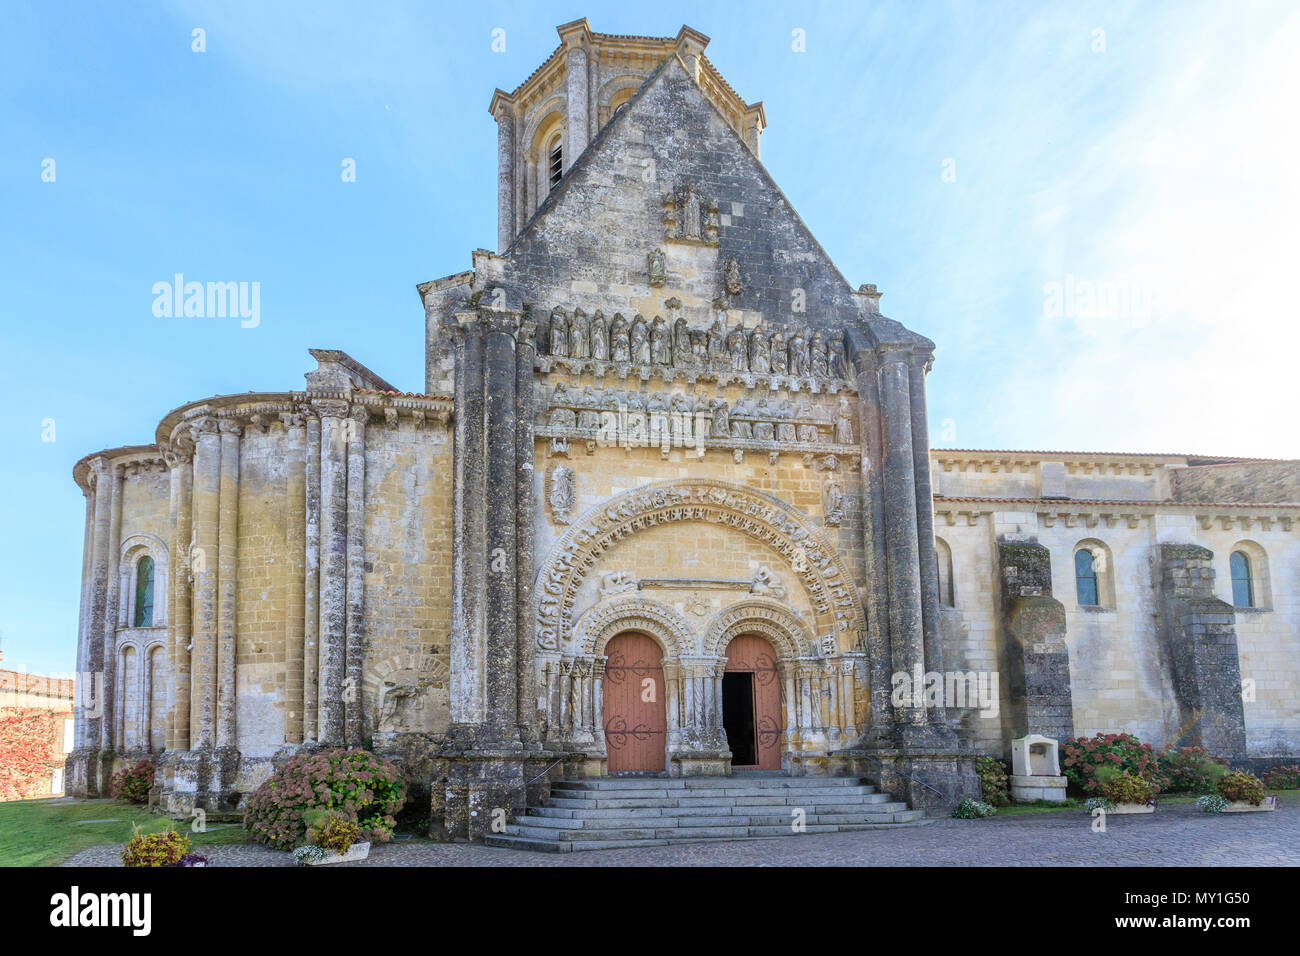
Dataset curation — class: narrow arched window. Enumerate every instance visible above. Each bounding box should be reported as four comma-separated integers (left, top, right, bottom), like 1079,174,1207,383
1230,551,1254,608
134,556,155,627
547,135,563,190
1075,549,1098,606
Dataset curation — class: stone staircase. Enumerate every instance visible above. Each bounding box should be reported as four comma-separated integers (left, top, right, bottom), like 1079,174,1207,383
482,774,932,852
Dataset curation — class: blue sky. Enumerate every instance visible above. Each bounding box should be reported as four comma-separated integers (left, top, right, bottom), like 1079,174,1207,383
2,0,1296,674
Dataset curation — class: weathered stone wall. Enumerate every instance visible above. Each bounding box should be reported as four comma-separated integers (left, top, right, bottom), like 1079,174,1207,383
1171,460,1300,504
498,55,864,339
937,498,1299,759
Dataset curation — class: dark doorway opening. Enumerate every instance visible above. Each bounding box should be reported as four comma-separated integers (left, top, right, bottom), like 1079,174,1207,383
723,671,756,767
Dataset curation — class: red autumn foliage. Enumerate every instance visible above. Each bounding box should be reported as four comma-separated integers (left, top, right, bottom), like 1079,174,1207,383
0,709,58,801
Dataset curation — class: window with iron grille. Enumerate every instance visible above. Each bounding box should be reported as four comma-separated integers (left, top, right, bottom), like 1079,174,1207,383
548,139,563,189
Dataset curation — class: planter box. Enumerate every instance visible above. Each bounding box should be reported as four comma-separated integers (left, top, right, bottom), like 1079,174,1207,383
303,841,370,865
1222,797,1278,813
1108,802,1155,815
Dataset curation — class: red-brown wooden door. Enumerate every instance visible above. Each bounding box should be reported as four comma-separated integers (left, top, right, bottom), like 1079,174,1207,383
603,632,667,772
725,634,784,770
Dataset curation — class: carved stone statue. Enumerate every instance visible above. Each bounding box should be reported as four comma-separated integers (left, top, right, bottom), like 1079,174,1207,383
707,316,725,364
591,311,609,361
570,309,591,359
823,476,845,526
549,309,569,357
648,248,667,286
835,396,855,444
682,184,702,239
730,398,752,438
752,565,787,599
749,327,770,374
610,313,630,362
630,315,650,364
547,464,575,524
651,316,672,365
829,333,847,379
727,324,748,371
810,330,828,378
724,258,743,296
788,328,807,376
691,331,708,365
673,317,693,367
710,399,730,439
752,396,775,440
769,329,787,374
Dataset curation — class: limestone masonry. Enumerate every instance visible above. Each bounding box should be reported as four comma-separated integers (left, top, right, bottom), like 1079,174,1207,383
66,19,1300,838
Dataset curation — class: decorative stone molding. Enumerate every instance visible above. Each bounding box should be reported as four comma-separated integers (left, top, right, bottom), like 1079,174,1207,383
534,479,866,652
701,598,812,659
570,596,697,658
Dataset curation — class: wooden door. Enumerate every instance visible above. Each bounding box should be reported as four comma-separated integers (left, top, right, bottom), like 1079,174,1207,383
725,634,783,770
602,632,667,772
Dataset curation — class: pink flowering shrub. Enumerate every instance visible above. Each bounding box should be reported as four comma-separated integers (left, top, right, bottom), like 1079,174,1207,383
1061,732,1167,795
242,748,405,851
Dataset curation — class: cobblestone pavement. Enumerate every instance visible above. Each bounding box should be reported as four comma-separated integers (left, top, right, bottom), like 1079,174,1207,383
62,802,1298,867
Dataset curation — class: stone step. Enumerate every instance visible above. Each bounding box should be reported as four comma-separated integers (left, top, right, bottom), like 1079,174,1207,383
548,784,880,802
553,775,868,791
544,789,886,810
483,819,934,853
515,807,914,831
490,776,927,852
530,798,897,820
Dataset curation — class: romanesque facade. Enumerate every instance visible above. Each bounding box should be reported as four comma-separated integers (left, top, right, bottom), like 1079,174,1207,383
66,20,1299,838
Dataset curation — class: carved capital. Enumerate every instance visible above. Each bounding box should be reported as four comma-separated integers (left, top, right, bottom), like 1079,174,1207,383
188,416,219,443
217,419,243,437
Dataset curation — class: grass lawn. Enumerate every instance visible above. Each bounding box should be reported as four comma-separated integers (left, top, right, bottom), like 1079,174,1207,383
0,798,252,867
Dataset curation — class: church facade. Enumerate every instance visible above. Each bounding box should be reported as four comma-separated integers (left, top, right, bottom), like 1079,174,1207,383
66,20,1300,839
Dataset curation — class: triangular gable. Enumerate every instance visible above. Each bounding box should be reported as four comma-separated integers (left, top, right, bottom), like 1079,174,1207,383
498,53,918,348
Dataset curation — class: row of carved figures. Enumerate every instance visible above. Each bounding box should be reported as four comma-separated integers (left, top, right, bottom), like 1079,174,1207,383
544,309,850,379
545,385,856,445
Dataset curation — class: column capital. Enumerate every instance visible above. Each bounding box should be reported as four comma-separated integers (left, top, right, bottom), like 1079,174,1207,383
311,398,351,420
279,411,306,430
188,416,220,442
217,419,243,437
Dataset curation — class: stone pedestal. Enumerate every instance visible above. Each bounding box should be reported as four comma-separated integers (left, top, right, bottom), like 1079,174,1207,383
1010,773,1067,802
843,748,982,815
670,750,731,776
431,749,563,842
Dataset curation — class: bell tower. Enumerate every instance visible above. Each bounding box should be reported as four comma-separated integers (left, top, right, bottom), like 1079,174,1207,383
487,17,766,252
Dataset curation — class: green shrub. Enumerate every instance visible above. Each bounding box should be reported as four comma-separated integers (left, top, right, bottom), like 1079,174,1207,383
122,825,189,867
1216,770,1266,806
1197,794,1229,814
1085,796,1114,812
1261,765,1300,790
1158,746,1228,794
1100,770,1155,806
1061,732,1166,795
242,748,405,851
975,756,1010,807
952,798,997,819
109,759,155,804
304,809,360,854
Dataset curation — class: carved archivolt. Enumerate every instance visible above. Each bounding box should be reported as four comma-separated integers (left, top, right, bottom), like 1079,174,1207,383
570,596,695,658
702,598,812,660
534,478,866,651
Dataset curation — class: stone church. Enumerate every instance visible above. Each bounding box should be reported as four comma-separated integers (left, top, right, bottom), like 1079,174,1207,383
67,20,1299,841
